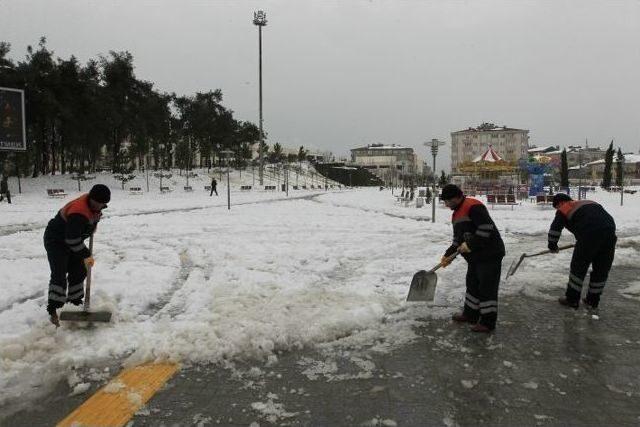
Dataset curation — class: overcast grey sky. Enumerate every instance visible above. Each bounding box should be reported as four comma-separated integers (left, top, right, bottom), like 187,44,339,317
1,0,639,169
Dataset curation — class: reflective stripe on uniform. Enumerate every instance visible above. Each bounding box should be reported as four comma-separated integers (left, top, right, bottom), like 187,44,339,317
480,306,498,314
67,289,84,300
69,243,87,252
50,284,66,295
479,300,497,308
453,215,471,225
475,230,491,238
478,224,494,230
570,273,584,285
568,281,582,292
48,292,67,302
68,282,84,293
548,230,561,237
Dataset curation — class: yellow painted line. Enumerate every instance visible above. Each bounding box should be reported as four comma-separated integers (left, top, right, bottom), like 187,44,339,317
57,362,179,427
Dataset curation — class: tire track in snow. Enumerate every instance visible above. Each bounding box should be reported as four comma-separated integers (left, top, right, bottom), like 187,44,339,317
0,193,326,238
142,249,194,319
0,290,44,314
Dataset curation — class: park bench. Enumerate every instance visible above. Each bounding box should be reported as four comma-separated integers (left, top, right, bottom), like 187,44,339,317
204,185,212,191
184,186,193,192
301,185,307,190
129,186,143,195
264,185,276,190
160,186,173,193
536,195,553,205
292,185,299,190
487,194,518,210
47,189,67,198
240,185,252,191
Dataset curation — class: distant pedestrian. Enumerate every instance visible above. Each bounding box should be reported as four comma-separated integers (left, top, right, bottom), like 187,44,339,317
547,193,616,310
0,174,10,204
210,177,218,196
439,184,505,333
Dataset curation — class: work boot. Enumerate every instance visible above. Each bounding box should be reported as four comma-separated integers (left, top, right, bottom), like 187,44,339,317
582,298,599,314
470,323,493,333
558,297,579,309
47,304,60,327
452,313,476,323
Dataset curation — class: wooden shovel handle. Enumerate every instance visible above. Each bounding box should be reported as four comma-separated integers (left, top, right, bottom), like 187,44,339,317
525,243,575,259
83,233,94,311
431,251,459,273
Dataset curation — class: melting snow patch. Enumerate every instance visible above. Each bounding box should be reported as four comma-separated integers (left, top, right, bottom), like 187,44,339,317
361,417,398,426
69,382,91,396
523,381,539,390
461,379,478,389
103,380,126,393
251,393,298,423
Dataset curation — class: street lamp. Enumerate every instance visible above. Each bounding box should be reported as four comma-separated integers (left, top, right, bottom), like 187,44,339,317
253,10,267,186
220,149,234,210
425,138,445,223
578,148,583,200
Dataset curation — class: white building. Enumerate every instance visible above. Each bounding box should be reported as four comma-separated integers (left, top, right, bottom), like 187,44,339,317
451,124,529,173
350,144,423,181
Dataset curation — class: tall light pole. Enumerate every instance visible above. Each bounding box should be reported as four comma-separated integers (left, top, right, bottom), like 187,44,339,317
253,10,267,186
425,138,445,223
221,149,233,210
578,147,583,200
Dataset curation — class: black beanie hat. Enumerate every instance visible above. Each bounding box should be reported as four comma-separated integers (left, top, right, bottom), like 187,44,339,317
552,193,572,208
440,184,463,200
89,184,111,204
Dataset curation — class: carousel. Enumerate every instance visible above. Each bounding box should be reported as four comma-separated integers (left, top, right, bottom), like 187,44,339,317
456,145,520,194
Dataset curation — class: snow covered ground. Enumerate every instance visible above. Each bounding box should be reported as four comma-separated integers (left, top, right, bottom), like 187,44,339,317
1,172,639,409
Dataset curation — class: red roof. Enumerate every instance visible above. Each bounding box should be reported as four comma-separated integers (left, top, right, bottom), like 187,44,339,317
473,145,503,163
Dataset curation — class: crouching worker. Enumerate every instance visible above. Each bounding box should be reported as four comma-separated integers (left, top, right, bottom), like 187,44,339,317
548,193,616,310
44,184,110,326
440,184,505,333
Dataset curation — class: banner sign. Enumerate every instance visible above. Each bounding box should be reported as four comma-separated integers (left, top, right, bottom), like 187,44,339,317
0,87,26,151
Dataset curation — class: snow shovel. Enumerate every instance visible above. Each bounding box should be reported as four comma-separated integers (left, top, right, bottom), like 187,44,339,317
506,244,575,278
406,252,459,302
60,234,112,323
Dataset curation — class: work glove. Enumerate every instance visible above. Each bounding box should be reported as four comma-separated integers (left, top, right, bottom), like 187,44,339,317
457,242,471,254
440,255,452,268
84,256,95,269
548,242,559,253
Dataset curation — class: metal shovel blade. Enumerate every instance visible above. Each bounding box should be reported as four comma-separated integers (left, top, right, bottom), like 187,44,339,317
506,253,527,278
406,270,438,302
59,310,112,323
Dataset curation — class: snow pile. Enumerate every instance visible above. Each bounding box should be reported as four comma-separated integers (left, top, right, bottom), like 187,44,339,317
1,180,639,407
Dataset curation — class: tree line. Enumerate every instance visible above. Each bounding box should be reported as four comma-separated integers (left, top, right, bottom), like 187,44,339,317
0,38,310,177
559,141,625,190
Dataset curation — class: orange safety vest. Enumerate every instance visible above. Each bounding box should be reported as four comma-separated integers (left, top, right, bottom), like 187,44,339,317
59,194,101,225
452,197,484,225
556,200,597,220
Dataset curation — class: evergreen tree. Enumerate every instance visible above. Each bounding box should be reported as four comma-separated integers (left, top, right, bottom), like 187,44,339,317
560,148,569,188
615,148,625,187
298,146,307,162
601,141,614,189
438,170,449,186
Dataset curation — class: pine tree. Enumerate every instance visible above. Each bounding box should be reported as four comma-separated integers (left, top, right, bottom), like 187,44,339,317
601,141,614,189
439,170,449,186
615,148,625,187
560,148,569,188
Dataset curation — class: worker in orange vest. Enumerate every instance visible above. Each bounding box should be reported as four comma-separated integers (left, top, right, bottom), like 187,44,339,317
440,184,505,333
548,193,616,310
44,184,110,326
